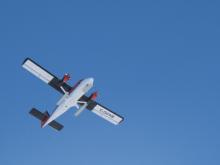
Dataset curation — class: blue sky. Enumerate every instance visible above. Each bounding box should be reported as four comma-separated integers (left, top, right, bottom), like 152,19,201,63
0,0,220,165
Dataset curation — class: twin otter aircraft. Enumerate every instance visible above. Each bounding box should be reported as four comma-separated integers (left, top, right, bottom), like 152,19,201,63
22,58,124,131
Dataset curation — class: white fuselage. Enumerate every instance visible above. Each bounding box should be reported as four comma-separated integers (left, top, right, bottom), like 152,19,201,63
43,78,94,127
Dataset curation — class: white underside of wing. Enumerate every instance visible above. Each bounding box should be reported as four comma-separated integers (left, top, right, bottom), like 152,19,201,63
92,105,123,125
22,59,54,83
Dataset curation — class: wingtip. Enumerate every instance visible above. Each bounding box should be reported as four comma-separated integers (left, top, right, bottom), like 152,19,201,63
119,117,124,124
22,57,31,65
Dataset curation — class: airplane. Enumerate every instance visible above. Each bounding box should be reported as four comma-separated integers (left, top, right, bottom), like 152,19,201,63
22,58,124,131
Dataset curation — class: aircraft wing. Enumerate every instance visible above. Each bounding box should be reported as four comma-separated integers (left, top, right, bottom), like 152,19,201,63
79,95,124,125
22,58,72,94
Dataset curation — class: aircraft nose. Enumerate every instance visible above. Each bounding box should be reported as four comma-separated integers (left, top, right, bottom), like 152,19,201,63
89,77,94,83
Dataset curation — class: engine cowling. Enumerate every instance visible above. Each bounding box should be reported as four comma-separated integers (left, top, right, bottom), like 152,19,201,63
89,92,98,100
62,73,70,83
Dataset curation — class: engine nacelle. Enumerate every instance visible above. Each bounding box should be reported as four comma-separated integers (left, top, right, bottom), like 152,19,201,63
62,73,70,83
89,92,98,100
75,92,98,117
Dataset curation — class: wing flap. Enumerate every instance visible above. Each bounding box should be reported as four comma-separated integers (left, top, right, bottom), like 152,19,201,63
49,77,72,94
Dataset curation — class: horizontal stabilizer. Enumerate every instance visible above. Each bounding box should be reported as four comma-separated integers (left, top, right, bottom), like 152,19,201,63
29,108,64,131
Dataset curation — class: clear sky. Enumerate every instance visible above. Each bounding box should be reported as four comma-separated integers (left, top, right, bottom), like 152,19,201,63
0,0,219,165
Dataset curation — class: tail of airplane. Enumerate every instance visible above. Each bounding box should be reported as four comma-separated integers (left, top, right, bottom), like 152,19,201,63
40,111,50,128
29,108,64,131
